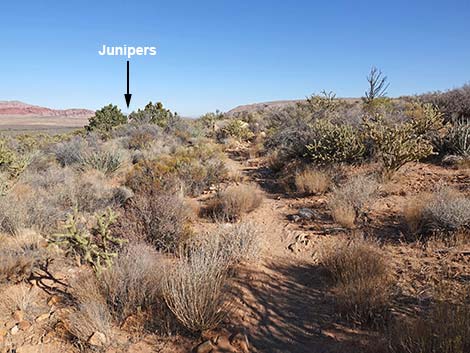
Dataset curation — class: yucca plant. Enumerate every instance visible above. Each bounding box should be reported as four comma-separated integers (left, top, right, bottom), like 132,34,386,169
79,150,123,175
443,120,470,157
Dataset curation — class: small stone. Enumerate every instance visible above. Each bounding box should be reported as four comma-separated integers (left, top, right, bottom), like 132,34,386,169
18,320,31,331
10,325,19,335
88,331,107,347
195,340,214,353
35,313,50,322
297,208,316,220
288,214,301,222
4,319,17,329
13,310,24,322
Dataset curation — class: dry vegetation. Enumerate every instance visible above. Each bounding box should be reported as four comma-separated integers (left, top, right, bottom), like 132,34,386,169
317,236,395,326
202,183,263,221
295,168,331,195
1,75,470,353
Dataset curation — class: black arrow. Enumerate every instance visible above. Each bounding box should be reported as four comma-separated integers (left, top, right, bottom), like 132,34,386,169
124,60,132,108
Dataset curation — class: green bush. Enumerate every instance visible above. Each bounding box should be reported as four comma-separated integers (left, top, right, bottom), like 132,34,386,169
87,104,127,132
200,110,224,136
125,144,227,197
363,103,443,174
129,101,177,128
218,119,254,141
305,119,365,165
0,141,16,168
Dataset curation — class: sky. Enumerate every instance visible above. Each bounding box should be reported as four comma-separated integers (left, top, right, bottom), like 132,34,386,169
1,0,469,117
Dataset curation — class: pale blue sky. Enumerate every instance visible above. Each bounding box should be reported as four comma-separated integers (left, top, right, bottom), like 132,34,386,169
1,0,469,116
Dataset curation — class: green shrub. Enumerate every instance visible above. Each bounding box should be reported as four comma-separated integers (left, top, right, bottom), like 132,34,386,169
129,101,177,128
218,119,254,141
200,110,225,136
0,140,32,178
125,144,227,196
0,141,16,168
363,103,443,174
265,93,363,167
305,119,365,165
87,104,127,132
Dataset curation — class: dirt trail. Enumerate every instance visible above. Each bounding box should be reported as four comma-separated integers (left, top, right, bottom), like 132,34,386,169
224,155,370,353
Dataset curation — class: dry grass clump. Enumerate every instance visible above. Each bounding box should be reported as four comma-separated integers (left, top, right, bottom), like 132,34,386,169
65,300,113,350
162,241,233,333
11,168,126,237
52,136,86,167
0,248,41,284
115,191,192,252
203,184,263,221
295,169,331,195
196,221,264,264
329,175,379,228
0,197,23,235
317,236,395,326
0,233,46,284
388,290,470,353
403,192,433,234
74,170,121,213
0,283,46,321
98,243,163,323
0,167,75,235
66,271,113,349
158,222,261,333
404,187,470,240
220,221,264,263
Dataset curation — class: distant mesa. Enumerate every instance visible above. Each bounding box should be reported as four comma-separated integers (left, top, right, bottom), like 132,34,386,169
226,100,303,116
0,101,94,118
226,98,363,116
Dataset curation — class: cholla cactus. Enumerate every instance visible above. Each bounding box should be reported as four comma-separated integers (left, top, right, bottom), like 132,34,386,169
305,119,365,165
363,103,444,175
52,208,126,272
219,119,254,141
